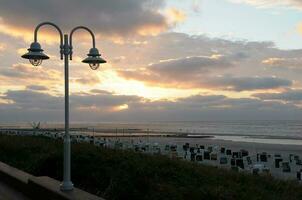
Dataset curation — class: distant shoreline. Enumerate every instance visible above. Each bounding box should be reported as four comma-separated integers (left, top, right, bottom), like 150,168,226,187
1,127,302,140
1,127,302,146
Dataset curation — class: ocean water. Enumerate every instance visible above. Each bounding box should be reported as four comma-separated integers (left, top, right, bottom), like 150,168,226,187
89,120,302,145
1,120,302,145
90,120,302,138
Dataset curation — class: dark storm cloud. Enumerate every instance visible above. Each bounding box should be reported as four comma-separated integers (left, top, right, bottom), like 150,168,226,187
0,0,167,36
1,89,302,122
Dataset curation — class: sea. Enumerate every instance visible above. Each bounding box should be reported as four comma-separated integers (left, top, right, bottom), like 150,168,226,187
1,120,302,145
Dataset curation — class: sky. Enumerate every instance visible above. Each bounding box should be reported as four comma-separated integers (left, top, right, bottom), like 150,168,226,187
1,0,302,122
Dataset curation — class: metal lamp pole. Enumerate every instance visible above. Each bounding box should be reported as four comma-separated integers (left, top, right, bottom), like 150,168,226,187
21,22,106,191
63,34,72,190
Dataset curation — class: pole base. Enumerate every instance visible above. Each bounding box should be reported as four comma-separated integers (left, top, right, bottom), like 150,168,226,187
60,181,74,191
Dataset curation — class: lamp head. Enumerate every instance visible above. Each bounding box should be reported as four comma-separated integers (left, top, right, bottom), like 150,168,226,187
21,42,49,66
82,48,106,70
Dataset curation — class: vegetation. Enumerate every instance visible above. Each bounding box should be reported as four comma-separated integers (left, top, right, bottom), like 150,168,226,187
0,135,301,200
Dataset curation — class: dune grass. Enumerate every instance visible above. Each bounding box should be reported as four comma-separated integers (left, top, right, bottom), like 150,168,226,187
0,134,301,200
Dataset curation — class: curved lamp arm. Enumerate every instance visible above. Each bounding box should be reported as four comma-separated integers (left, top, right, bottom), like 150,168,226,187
34,22,64,59
69,26,96,60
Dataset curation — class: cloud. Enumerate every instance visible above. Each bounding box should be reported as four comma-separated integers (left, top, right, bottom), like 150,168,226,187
262,56,302,71
0,89,142,117
205,76,292,91
74,74,100,85
0,63,62,87
0,2,301,121
1,31,300,96
0,0,176,40
117,54,234,88
254,89,302,102
0,42,6,52
89,89,113,95
89,32,291,77
26,85,48,91
150,55,232,77
0,63,60,79
2,90,63,110
0,89,143,121
1,89,301,121
107,32,302,92
117,52,292,91
166,8,187,24
71,92,141,108
119,66,292,90
106,32,274,70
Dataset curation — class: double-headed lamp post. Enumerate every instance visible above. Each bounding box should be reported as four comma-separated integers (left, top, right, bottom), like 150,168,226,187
21,22,106,191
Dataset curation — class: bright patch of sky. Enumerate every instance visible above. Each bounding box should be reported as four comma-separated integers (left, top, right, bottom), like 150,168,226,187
167,0,302,49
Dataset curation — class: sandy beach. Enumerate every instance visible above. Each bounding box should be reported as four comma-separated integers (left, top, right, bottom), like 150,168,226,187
104,136,302,181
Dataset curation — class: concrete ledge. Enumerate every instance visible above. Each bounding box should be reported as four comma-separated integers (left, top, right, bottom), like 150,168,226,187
28,176,103,200
0,161,104,200
0,161,34,197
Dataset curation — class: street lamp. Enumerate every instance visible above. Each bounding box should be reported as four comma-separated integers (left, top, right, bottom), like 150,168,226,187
21,22,106,191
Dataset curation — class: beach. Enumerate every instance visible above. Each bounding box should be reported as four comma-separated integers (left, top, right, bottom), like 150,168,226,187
1,120,302,182
106,136,301,181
